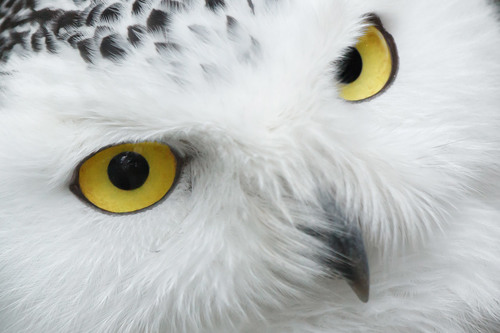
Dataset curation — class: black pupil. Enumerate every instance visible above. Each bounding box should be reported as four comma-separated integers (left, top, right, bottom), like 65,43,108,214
336,47,363,84
107,152,150,190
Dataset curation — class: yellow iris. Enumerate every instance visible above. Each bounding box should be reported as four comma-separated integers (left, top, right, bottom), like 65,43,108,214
340,19,398,102
75,142,178,213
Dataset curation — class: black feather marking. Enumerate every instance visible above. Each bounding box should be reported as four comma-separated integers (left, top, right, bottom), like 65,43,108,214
93,25,113,39
0,12,33,34
9,31,29,49
25,0,35,10
0,17,14,34
100,34,127,60
53,10,83,35
147,9,169,32
31,28,44,52
11,1,24,15
226,15,242,41
127,24,146,47
100,3,123,23
226,15,238,31
205,0,224,11
31,8,63,25
43,28,58,53
247,0,255,14
77,38,95,63
4,0,16,9
0,43,14,62
0,36,11,62
155,42,181,53
86,4,103,26
27,0,35,9
131,0,149,15
161,0,184,11
67,32,84,48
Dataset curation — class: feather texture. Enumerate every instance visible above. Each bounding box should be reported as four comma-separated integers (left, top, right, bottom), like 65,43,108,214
0,0,500,332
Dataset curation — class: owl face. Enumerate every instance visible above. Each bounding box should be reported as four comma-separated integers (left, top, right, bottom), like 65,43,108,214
1,0,500,332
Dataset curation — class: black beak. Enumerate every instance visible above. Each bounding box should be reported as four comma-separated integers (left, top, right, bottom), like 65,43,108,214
304,196,370,303
324,220,370,302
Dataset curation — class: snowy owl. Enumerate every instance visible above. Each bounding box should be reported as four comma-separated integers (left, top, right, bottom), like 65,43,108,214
1,0,500,332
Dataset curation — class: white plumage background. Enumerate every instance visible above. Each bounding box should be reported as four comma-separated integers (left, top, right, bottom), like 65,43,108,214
0,0,500,332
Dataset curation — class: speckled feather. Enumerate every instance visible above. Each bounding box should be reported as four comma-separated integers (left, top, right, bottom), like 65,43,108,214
0,0,256,63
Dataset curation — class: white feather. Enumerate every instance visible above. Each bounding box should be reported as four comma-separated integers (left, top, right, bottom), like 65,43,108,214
1,0,499,332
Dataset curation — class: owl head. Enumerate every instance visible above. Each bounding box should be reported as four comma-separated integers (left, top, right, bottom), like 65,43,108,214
1,0,500,332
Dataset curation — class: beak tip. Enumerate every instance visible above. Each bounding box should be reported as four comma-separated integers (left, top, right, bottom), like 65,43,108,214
347,258,370,303
349,280,370,303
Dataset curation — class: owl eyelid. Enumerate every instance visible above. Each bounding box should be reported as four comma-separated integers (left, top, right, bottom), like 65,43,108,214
70,141,184,215
365,13,399,98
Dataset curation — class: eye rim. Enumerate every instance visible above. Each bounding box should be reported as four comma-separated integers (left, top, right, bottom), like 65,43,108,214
336,13,399,103
70,141,183,215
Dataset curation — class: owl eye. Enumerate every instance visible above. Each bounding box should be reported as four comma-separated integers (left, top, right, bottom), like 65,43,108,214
336,15,398,102
71,142,178,214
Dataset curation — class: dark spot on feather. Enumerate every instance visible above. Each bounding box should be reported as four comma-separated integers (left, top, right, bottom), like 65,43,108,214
43,28,58,53
161,0,184,11
247,0,255,14
0,17,14,33
0,46,13,62
226,15,242,41
77,38,95,63
26,0,35,10
94,25,113,38
100,34,127,60
226,15,238,31
26,0,35,9
9,31,29,49
32,8,63,25
4,0,16,8
86,4,103,26
0,36,11,62
155,42,181,53
67,32,84,48
11,1,24,15
53,10,83,35
147,9,169,32
100,3,123,23
205,0,224,11
132,0,149,15
31,28,44,51
127,24,146,47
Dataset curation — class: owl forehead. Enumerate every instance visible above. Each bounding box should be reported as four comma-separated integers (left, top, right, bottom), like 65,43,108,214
0,0,364,64
1,0,367,137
